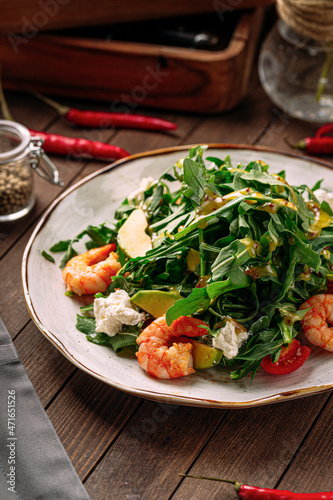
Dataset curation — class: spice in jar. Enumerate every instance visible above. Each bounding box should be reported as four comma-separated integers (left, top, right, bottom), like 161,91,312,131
0,156,34,216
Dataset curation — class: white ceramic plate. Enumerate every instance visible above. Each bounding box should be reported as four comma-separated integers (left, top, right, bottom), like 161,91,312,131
22,145,333,408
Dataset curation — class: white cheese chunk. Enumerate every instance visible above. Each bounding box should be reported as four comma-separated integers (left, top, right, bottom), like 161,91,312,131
313,188,333,210
212,320,249,360
94,289,145,337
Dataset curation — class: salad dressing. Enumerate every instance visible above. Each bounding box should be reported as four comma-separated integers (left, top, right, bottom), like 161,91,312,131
175,157,185,169
245,262,277,279
195,275,211,288
226,167,248,173
196,188,292,218
297,265,313,282
257,199,297,213
198,188,253,215
270,173,297,202
282,311,301,326
268,235,281,253
270,173,287,194
239,236,257,257
306,202,331,238
256,234,281,256
244,191,265,205
321,248,331,260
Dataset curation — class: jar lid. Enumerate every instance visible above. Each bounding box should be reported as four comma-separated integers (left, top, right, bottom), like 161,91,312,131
0,120,31,162
0,120,63,186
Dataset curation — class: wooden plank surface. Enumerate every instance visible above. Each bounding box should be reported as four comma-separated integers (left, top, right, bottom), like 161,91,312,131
0,69,332,500
173,393,332,499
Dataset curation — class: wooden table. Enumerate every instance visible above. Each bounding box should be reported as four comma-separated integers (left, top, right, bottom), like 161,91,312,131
1,73,333,499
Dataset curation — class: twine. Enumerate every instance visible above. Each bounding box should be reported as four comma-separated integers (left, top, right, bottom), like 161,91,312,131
276,0,333,43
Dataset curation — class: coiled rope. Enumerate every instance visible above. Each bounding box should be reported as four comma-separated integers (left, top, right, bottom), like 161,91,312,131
276,0,333,43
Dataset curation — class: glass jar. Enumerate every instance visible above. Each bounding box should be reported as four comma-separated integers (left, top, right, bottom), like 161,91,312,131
258,20,333,123
0,120,62,222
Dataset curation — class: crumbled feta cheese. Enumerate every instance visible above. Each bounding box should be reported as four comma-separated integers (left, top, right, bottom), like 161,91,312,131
128,177,156,204
313,188,333,210
94,289,145,337
212,320,249,359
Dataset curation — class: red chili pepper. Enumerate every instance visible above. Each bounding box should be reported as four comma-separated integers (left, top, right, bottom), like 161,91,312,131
34,92,177,132
65,108,177,132
180,474,333,499
315,123,333,138
294,137,333,155
29,129,130,161
261,339,311,375
236,483,333,499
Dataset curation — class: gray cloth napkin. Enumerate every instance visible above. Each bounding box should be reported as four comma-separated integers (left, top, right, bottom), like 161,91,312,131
0,318,91,500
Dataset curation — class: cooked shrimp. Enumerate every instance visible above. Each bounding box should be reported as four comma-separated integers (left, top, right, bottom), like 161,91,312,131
136,315,209,379
299,294,333,352
62,243,121,296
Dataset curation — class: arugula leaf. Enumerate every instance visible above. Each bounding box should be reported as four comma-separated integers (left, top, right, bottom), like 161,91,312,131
60,244,78,270
182,157,208,206
86,331,138,352
312,229,333,253
41,250,55,263
230,360,262,381
211,240,251,280
249,316,270,334
235,339,284,361
107,275,133,295
105,331,138,352
241,170,289,189
147,183,164,215
76,314,96,336
321,200,333,217
49,240,71,252
165,288,211,325
76,314,139,352
85,225,109,247
233,171,248,191
311,179,323,191
165,271,251,325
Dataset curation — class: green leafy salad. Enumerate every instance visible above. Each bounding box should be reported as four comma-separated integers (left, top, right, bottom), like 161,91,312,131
47,146,333,381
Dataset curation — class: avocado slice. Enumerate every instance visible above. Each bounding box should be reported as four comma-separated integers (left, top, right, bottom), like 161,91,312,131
178,336,222,370
118,208,152,258
131,290,182,318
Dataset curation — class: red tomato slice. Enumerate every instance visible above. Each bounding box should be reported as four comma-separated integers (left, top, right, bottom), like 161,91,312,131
261,339,311,375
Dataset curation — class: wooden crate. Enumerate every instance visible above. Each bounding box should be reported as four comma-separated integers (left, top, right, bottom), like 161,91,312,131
0,0,274,33
0,8,265,113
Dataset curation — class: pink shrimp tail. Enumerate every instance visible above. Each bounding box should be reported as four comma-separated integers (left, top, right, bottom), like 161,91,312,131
82,243,116,264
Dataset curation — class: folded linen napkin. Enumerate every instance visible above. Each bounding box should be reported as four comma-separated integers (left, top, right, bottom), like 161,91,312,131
0,317,90,500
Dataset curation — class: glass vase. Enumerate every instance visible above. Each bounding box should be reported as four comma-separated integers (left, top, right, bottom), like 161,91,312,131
258,19,333,123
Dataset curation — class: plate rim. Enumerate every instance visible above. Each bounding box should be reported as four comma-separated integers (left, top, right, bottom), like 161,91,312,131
22,143,333,409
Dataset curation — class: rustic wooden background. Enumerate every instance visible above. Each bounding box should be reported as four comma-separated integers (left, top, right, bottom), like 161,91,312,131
0,62,332,499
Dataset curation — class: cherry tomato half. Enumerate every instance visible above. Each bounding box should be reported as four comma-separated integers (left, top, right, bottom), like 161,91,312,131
261,339,311,375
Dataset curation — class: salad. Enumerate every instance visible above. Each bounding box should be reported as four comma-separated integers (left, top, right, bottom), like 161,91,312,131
46,146,333,381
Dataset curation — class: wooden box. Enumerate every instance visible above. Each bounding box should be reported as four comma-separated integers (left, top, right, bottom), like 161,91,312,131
0,8,265,113
0,0,273,33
